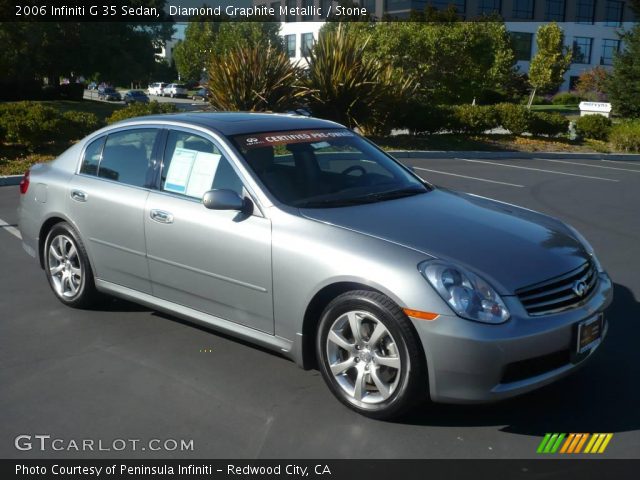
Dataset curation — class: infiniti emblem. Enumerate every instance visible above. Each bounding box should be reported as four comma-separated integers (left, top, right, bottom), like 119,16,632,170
573,280,588,297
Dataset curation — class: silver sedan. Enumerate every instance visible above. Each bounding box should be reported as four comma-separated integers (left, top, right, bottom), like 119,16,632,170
17,113,612,419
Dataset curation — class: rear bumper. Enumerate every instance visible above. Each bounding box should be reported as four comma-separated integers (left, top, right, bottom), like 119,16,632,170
411,272,613,403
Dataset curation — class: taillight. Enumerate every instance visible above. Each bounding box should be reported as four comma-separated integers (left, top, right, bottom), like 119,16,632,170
19,169,30,194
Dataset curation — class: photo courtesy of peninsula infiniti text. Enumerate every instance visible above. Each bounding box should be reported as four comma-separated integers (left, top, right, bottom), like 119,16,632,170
17,113,613,419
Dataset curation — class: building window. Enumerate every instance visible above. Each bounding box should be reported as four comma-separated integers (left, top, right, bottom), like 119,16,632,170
512,0,535,19
477,0,501,15
285,34,297,58
510,32,533,61
575,0,596,24
321,0,333,16
545,0,565,21
285,0,296,21
601,39,620,65
270,1,281,21
573,37,593,64
605,0,624,27
426,1,467,14
301,32,314,57
302,0,315,19
362,0,376,16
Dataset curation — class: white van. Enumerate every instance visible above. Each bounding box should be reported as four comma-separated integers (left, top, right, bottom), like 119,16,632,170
147,82,167,96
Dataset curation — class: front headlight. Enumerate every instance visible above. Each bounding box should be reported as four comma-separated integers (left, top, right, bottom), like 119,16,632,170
565,224,604,273
419,260,510,324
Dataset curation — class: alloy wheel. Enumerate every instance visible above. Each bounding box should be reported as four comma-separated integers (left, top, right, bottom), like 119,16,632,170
326,310,401,406
48,234,82,298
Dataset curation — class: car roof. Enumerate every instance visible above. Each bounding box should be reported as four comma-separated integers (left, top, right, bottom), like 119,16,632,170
120,112,345,136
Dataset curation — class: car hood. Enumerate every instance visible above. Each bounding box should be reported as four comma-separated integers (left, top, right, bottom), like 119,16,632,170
299,188,589,295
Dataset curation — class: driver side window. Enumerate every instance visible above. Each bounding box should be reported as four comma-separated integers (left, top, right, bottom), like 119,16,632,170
161,130,244,199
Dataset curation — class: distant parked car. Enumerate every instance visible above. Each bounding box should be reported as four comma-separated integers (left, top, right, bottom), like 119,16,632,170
123,90,150,105
97,87,121,102
192,88,209,102
147,82,167,96
162,83,188,98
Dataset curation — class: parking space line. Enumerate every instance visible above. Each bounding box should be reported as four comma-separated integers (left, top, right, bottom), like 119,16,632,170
0,218,21,240
534,158,640,173
413,167,525,187
455,158,619,182
600,159,640,168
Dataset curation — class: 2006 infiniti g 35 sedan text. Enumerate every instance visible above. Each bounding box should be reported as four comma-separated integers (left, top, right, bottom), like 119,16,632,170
18,113,612,419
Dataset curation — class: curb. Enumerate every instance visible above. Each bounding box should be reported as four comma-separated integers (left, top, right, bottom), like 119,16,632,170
0,175,22,187
387,150,640,161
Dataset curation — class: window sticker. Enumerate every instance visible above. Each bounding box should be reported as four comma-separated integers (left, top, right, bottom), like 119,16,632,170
186,152,221,199
164,147,221,198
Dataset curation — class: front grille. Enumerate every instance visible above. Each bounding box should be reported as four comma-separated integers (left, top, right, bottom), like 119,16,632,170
501,349,571,384
516,260,598,316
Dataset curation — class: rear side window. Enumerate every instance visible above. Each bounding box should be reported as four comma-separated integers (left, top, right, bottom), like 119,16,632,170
80,137,105,176
161,130,244,199
97,129,159,187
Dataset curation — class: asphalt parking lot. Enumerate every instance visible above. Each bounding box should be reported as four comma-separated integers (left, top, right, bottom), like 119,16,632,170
1,153,639,459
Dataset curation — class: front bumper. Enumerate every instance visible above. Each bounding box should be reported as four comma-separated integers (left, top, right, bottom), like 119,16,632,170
411,272,613,403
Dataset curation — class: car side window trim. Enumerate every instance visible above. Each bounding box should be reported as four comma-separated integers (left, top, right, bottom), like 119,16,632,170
153,126,265,217
75,125,164,192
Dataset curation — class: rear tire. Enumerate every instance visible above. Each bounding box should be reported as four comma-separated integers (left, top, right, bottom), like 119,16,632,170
44,222,100,309
316,290,428,420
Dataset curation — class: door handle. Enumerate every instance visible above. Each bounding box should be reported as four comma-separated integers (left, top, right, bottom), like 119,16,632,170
70,190,87,202
150,209,174,224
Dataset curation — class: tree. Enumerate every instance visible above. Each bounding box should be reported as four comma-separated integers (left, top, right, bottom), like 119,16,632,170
0,19,174,86
335,18,516,105
173,21,218,83
207,41,306,112
527,22,572,108
576,67,609,101
305,24,416,133
608,24,640,118
173,19,281,84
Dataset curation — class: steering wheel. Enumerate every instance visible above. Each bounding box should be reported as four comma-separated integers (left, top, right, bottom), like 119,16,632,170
341,165,366,176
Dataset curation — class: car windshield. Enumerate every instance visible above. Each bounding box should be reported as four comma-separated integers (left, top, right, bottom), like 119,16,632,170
232,128,429,208
130,91,144,95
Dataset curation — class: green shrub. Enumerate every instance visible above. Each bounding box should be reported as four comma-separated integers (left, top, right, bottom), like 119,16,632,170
106,101,179,124
400,104,451,134
551,92,582,105
0,102,63,149
529,112,569,137
609,120,640,152
451,105,499,134
575,114,612,141
495,103,532,136
61,111,101,140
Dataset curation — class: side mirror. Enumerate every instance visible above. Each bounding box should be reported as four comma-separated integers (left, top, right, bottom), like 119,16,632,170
202,189,245,211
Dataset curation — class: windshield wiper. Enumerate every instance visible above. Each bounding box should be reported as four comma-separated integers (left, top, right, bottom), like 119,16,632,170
297,187,426,208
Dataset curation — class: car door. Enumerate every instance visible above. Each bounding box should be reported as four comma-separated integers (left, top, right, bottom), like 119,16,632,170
67,127,161,294
144,128,274,334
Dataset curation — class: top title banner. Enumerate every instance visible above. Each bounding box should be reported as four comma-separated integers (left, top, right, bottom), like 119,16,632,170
2,0,637,23
2,1,373,22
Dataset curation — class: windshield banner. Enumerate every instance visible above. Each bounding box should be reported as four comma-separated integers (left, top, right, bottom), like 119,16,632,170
235,130,355,149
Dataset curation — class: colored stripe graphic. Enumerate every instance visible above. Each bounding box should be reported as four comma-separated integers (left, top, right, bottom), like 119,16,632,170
538,433,613,454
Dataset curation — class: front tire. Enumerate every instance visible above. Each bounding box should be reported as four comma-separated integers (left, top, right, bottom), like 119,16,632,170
44,222,100,308
316,290,428,419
